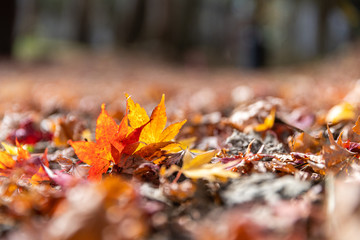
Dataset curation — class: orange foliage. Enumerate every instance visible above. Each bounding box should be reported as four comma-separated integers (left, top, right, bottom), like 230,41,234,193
69,104,147,180
126,94,186,156
0,141,49,182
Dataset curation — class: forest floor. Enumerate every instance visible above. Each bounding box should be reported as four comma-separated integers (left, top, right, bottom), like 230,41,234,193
0,44,360,239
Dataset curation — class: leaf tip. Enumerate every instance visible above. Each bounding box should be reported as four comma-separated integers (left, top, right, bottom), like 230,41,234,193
101,103,106,112
15,138,20,148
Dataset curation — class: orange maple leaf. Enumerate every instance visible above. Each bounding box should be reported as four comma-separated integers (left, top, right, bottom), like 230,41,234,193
16,141,49,182
30,148,50,184
254,107,276,132
126,94,187,154
0,151,16,176
0,141,49,182
16,139,30,162
69,104,146,181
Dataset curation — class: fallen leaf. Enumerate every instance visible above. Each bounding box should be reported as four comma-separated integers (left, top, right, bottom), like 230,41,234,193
180,150,239,182
161,137,197,153
0,151,16,176
134,142,172,160
182,150,217,170
30,149,50,184
51,116,85,147
69,104,147,180
254,107,276,132
289,132,323,153
1,142,18,155
126,94,186,156
16,139,31,162
323,126,355,174
326,102,355,124
0,141,51,183
352,116,360,135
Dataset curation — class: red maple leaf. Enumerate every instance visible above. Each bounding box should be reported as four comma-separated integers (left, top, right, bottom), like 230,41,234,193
69,104,147,181
0,140,49,183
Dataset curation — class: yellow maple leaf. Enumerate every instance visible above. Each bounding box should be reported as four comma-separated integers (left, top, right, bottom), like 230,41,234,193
0,151,16,176
182,150,216,170
353,116,360,135
161,137,197,153
177,150,239,182
126,94,187,151
1,142,18,155
125,93,150,129
254,107,276,132
326,102,355,124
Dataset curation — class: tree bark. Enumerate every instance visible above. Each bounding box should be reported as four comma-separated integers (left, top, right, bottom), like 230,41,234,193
0,0,16,57
125,0,147,44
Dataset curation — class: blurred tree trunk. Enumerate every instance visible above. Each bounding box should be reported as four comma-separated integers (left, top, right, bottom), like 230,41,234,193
0,0,16,57
340,0,360,39
174,0,201,58
125,0,147,44
317,0,335,55
251,0,267,67
77,0,91,44
162,0,202,61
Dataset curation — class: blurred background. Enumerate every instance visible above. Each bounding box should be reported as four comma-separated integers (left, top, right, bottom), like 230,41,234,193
1,0,360,117
1,0,360,68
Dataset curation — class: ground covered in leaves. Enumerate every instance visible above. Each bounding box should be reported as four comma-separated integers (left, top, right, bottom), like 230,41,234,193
1,46,360,239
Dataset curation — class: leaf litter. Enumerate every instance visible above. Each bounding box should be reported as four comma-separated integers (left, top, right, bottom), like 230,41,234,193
1,82,360,240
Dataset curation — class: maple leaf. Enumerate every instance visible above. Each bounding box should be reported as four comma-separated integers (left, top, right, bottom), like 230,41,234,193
2,142,18,155
0,141,49,182
15,139,31,163
288,132,323,153
322,126,356,174
326,102,355,124
352,116,360,135
254,107,276,132
69,104,146,181
168,150,239,182
49,116,87,147
161,137,197,153
182,150,217,170
126,94,187,155
30,149,50,184
0,151,16,176
15,141,47,180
